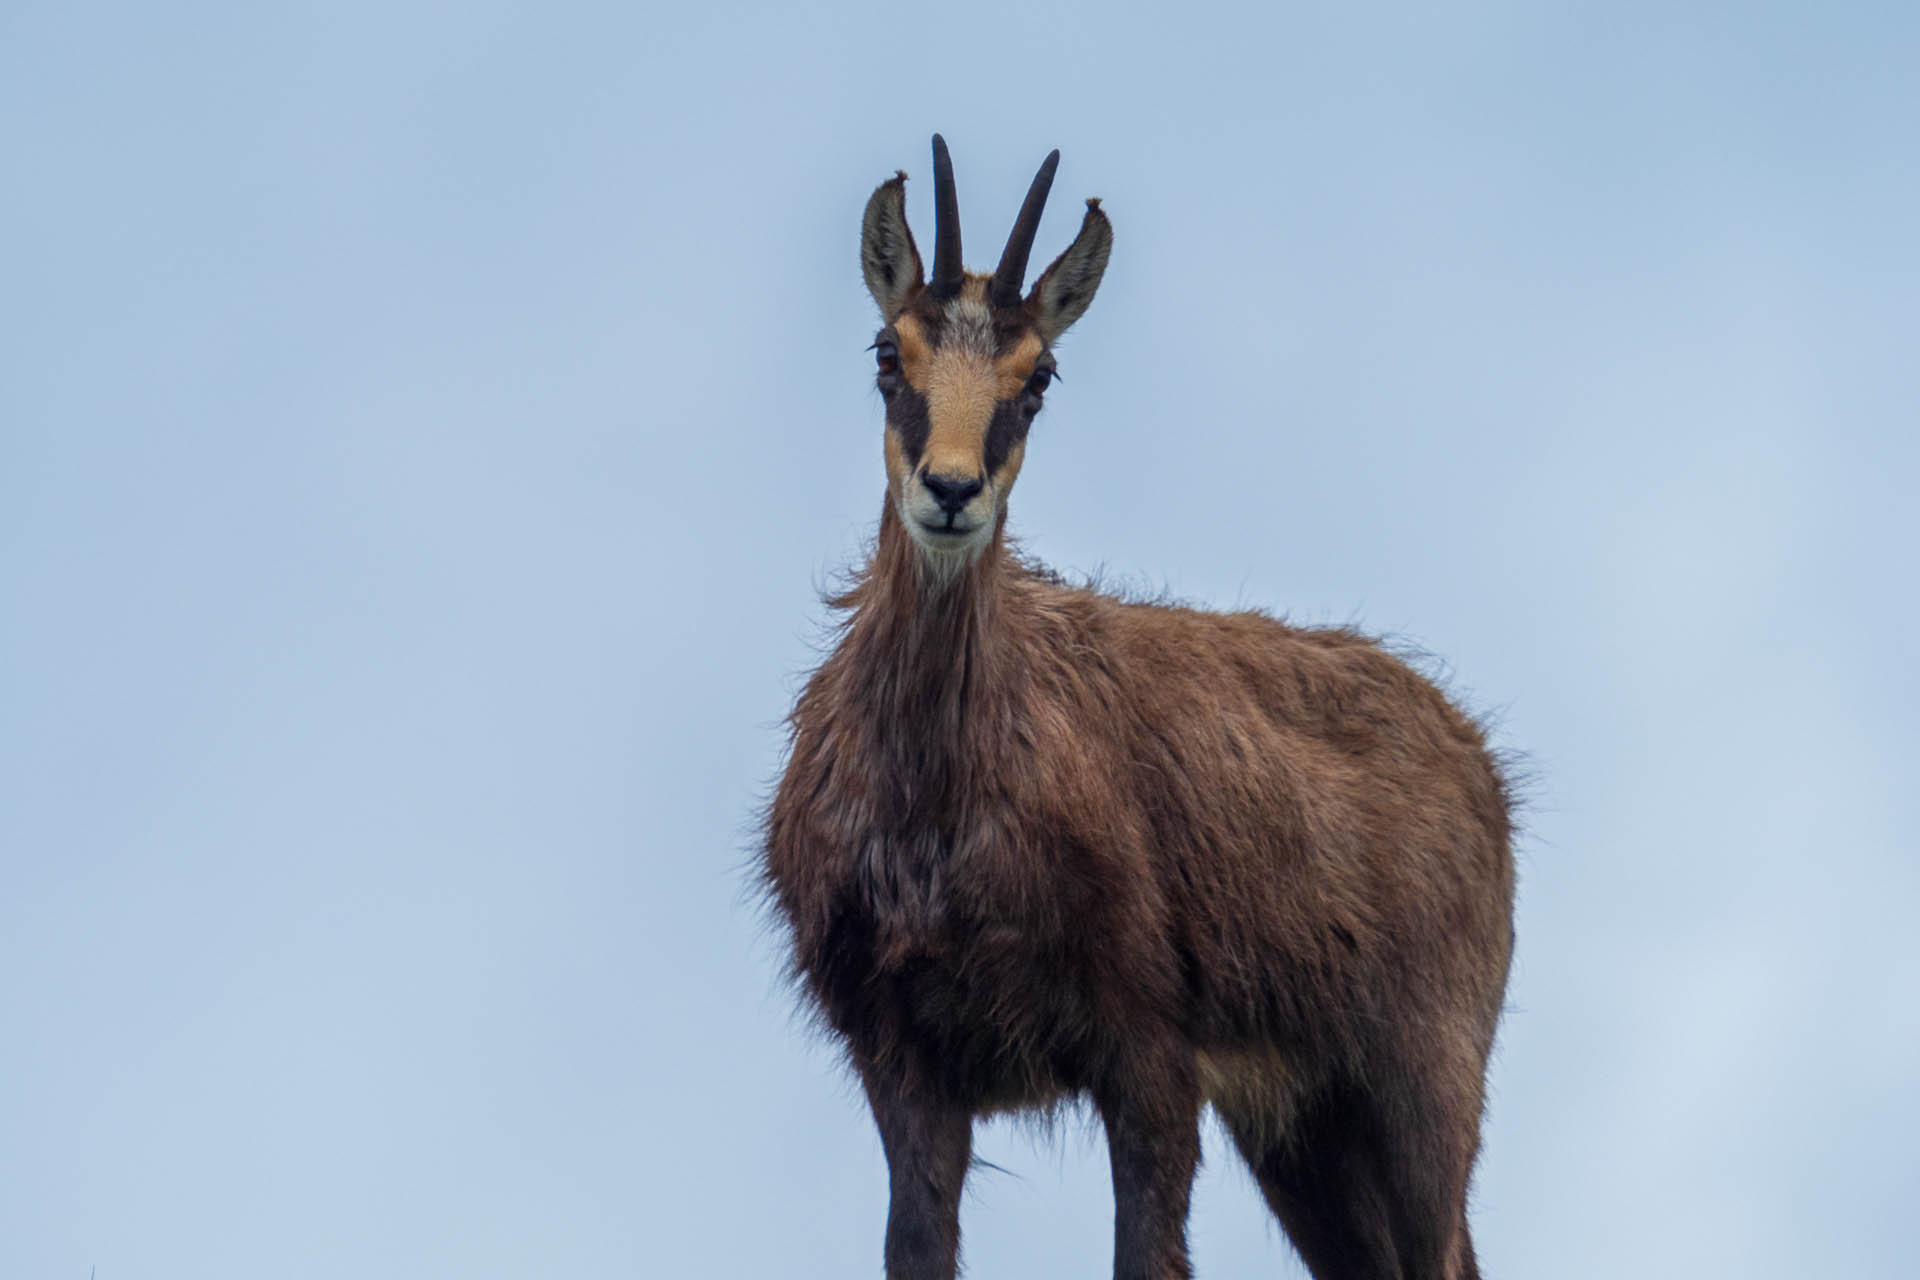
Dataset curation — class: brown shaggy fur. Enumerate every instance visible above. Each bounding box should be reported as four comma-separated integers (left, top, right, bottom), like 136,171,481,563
763,143,1516,1280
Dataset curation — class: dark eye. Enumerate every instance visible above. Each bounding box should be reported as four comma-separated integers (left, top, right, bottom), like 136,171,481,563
1023,365,1055,411
875,341,900,376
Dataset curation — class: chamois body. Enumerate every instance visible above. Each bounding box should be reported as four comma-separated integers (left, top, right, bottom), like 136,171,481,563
762,139,1515,1280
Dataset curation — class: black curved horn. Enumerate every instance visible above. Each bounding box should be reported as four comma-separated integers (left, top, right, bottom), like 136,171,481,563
991,149,1060,307
930,134,964,298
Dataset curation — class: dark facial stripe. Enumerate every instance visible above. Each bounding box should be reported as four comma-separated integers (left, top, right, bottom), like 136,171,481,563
886,382,931,469
983,399,1029,477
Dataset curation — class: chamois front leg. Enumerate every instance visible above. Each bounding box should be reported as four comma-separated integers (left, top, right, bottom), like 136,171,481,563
1096,1044,1203,1280
860,1063,972,1280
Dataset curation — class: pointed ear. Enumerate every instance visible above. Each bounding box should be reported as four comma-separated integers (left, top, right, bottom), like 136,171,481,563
861,170,923,321
1028,198,1111,342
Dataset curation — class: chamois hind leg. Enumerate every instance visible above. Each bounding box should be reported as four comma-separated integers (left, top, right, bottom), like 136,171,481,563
1219,1069,1482,1280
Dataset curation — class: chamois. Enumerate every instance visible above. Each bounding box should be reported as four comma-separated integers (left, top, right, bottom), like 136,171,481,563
762,136,1516,1280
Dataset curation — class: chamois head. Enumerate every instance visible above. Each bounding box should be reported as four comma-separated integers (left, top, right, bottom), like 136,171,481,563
860,135,1112,572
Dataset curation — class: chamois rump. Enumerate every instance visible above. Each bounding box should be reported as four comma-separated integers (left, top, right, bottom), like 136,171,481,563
762,136,1516,1280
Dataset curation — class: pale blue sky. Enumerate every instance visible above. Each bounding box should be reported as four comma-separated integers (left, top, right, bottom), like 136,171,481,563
3,2,1916,1277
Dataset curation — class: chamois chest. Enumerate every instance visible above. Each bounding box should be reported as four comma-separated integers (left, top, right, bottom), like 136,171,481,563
778,733,1109,1101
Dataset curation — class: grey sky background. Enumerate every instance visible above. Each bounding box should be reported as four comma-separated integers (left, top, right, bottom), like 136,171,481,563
3,2,1915,1276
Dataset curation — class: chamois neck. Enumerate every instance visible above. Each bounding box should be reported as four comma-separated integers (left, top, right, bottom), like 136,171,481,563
829,501,1017,819
851,500,1008,638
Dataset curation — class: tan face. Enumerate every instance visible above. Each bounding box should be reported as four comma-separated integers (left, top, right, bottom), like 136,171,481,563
875,277,1056,567
858,145,1112,570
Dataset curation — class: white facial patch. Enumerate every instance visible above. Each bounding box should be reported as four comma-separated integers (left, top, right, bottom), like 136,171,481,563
942,294,996,357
